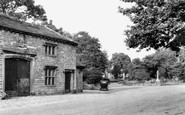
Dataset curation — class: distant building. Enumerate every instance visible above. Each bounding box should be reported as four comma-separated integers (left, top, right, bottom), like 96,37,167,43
0,15,83,98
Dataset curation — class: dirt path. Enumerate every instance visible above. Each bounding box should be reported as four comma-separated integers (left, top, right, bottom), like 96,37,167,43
0,84,185,115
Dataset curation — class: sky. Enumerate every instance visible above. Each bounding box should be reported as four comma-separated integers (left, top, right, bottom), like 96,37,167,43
35,0,155,60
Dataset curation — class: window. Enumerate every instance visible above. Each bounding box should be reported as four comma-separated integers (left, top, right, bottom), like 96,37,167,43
44,43,57,56
45,66,57,86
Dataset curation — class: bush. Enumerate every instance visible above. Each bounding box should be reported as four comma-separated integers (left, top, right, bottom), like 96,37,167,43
83,68,103,84
129,68,150,82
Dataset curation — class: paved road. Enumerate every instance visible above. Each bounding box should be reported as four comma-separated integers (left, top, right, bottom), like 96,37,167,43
0,84,185,115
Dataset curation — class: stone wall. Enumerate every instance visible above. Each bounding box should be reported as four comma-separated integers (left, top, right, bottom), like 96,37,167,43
0,31,5,99
76,69,83,92
0,53,4,91
0,49,4,99
0,29,77,96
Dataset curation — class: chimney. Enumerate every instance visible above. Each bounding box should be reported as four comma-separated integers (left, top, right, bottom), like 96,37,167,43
49,20,53,25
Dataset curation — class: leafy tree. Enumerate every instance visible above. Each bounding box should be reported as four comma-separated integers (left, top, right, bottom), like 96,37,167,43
142,55,158,79
132,58,142,65
83,68,103,84
168,47,185,81
110,53,131,79
169,62,185,81
142,48,177,79
131,68,150,82
120,0,185,52
74,31,108,84
0,0,47,21
62,31,74,39
128,58,150,81
111,64,121,79
178,47,185,62
129,49,180,82
126,63,133,80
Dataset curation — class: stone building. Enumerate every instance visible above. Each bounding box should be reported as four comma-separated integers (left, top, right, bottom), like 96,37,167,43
0,15,83,98
76,62,85,93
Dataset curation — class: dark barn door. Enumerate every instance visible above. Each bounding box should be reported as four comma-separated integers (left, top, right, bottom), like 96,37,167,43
5,58,30,96
65,72,71,93
5,59,17,94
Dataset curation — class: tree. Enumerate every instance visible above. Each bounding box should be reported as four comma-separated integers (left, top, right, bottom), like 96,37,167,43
142,48,177,79
62,31,74,39
131,68,150,82
110,53,131,79
74,31,108,84
168,47,185,81
132,58,142,65
83,68,103,84
169,62,185,81
128,58,150,81
0,0,47,21
178,47,185,62
111,64,121,79
120,0,185,52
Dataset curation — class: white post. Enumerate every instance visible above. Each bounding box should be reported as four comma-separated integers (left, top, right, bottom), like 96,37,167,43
156,69,160,85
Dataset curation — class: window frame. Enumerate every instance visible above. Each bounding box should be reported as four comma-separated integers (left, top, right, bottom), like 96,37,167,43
44,42,57,56
44,66,57,86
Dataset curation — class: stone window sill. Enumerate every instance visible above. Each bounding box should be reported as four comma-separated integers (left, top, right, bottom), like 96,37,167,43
45,54,57,58
45,85,56,87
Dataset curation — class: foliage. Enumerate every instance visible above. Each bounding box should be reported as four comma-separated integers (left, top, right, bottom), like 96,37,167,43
0,0,47,21
178,47,185,62
132,58,142,65
128,58,150,81
131,68,150,82
128,48,177,81
110,53,131,79
83,68,103,84
142,48,176,79
74,31,108,84
120,0,185,52
168,48,185,81
62,31,74,39
111,65,121,79
169,62,185,81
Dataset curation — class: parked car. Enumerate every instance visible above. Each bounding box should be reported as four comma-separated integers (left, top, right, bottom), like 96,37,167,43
100,78,110,91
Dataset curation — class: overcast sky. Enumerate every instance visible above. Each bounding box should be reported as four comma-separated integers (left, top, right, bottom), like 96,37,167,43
35,0,155,60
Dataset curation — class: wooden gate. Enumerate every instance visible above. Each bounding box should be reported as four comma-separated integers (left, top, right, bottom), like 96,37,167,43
65,72,71,93
5,58,30,96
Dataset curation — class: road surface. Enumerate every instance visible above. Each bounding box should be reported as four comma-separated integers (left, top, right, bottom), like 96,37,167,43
0,83,185,115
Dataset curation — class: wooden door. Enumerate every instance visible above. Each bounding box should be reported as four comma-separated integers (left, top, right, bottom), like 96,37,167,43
5,59,17,92
17,59,30,96
5,58,30,96
65,72,71,93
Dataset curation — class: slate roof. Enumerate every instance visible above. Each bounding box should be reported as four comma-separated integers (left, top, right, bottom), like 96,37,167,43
0,14,77,46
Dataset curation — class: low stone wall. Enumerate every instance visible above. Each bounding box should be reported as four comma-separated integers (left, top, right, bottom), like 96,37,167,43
83,83,100,90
